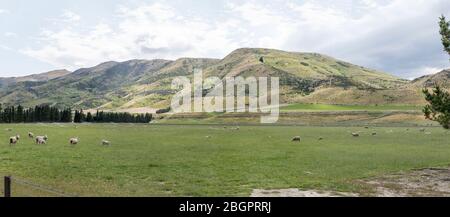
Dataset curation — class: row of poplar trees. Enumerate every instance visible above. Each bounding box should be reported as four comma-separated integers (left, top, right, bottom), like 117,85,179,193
0,104,72,123
73,110,152,123
0,104,152,123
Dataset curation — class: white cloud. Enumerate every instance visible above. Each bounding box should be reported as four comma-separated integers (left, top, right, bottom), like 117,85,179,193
20,0,450,78
22,3,240,70
0,8,9,14
61,10,81,22
0,44,13,51
4,32,17,37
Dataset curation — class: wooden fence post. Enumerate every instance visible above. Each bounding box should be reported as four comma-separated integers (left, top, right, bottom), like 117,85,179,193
4,176,11,197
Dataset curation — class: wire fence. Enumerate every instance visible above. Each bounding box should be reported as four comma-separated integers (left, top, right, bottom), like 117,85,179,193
3,176,75,197
0,178,4,196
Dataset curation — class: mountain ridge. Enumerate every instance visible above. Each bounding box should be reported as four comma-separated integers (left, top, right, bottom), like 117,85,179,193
411,69,450,88
0,69,71,87
0,48,447,110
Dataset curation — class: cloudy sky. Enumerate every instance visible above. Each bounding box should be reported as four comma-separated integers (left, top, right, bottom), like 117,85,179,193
0,0,449,79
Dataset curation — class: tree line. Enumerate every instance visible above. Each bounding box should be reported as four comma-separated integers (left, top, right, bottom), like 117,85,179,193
73,110,152,123
0,104,72,123
0,104,152,123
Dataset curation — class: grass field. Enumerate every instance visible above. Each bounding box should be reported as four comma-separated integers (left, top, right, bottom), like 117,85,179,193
1,123,449,196
281,104,423,111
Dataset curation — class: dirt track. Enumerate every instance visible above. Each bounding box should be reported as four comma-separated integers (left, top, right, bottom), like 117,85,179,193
364,168,450,197
251,167,450,197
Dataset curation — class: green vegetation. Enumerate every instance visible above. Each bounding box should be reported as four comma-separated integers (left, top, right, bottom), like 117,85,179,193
420,15,450,129
1,123,449,196
0,104,72,123
0,48,415,110
423,86,450,128
281,103,422,111
439,15,450,56
74,110,152,123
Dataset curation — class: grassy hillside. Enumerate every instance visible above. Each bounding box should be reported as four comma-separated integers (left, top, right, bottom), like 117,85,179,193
281,103,422,111
411,69,450,88
0,48,436,110
0,69,71,88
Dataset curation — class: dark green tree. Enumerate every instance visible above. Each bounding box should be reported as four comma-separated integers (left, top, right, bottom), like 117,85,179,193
74,110,80,123
86,112,94,122
423,86,450,128
439,15,450,56
16,105,24,122
422,15,450,129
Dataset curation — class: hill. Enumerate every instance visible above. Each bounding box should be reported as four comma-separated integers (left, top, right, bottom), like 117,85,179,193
0,69,70,88
0,48,443,110
411,69,450,88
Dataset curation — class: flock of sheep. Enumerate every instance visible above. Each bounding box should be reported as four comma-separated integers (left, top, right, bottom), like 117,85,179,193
290,127,429,142
8,131,110,146
291,131,365,142
7,126,433,146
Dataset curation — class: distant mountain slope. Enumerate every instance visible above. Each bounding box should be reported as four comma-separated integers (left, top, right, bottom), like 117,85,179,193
212,48,406,90
0,60,174,108
411,69,450,88
0,69,71,88
0,48,443,110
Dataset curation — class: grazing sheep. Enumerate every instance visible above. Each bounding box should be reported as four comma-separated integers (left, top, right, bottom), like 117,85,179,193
364,126,369,129
352,132,360,137
205,136,211,139
9,135,20,145
36,137,46,145
5,128,12,132
28,132,34,138
101,140,111,146
69,138,79,145
292,136,301,142
35,135,48,144
318,137,324,141
372,132,377,136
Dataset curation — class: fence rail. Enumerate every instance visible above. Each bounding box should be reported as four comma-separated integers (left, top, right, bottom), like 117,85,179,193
3,176,75,197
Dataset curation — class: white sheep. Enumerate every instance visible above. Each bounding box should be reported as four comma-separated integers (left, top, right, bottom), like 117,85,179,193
28,132,34,138
9,135,20,145
35,135,48,144
352,132,360,137
36,137,47,145
101,139,111,146
292,136,301,142
69,138,79,145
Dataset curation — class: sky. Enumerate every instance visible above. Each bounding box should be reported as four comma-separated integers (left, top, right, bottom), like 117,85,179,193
0,0,449,79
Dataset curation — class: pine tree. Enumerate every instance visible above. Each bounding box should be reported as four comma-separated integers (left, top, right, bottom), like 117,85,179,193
422,16,450,129
16,105,24,122
86,112,93,122
439,15,450,56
